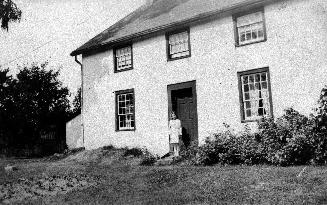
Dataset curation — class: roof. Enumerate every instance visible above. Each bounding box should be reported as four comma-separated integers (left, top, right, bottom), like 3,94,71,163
71,0,275,56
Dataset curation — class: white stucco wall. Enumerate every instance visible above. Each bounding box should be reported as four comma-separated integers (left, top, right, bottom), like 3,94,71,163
82,0,327,155
66,114,83,149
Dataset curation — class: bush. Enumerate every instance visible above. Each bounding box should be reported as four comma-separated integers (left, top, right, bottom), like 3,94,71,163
195,130,243,165
239,134,266,165
179,142,199,164
256,108,316,166
102,145,114,150
194,108,323,166
123,147,143,157
310,129,327,165
140,150,157,166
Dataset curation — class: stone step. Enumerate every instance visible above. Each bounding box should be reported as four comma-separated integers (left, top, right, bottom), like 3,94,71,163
155,156,181,166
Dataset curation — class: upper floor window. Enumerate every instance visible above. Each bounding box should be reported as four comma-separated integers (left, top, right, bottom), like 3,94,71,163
166,29,191,60
114,45,133,72
234,9,266,46
238,67,273,122
115,89,135,131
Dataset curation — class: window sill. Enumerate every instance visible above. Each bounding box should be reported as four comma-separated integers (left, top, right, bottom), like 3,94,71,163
167,54,191,62
115,128,136,132
114,67,133,73
235,39,267,48
241,119,260,123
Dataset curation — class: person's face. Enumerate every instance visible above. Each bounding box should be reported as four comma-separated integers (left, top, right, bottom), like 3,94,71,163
171,113,176,120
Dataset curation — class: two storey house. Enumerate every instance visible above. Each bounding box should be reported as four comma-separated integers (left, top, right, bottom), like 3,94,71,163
71,0,327,155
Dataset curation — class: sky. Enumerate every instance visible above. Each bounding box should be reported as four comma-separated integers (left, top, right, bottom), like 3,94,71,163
0,0,145,95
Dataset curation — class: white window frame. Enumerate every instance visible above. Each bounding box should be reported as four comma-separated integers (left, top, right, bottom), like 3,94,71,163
166,29,191,60
116,89,135,131
114,45,133,72
234,8,266,46
238,67,273,122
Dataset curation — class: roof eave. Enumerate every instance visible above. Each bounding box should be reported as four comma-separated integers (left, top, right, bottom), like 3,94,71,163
70,0,276,56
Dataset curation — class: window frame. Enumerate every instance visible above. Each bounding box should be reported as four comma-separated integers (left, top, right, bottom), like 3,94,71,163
115,88,136,132
237,67,273,123
233,7,267,47
165,28,191,61
113,44,133,73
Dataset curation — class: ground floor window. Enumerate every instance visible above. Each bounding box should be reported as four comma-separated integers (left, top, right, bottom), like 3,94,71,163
237,67,273,121
115,89,135,131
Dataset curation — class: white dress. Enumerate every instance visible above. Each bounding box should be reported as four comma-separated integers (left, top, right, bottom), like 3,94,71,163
169,119,182,143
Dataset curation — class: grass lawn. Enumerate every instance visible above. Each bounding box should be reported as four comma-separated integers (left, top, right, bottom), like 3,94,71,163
1,149,327,204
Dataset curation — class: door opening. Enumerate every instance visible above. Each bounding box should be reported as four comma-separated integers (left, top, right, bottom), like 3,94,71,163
167,81,198,151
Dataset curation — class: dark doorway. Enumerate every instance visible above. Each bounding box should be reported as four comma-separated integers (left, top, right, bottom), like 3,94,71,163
168,81,198,150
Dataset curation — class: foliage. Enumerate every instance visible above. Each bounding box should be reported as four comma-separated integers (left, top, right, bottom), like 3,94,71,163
140,150,157,166
123,147,143,157
0,0,22,31
102,145,114,150
0,62,70,156
72,87,81,116
257,108,315,166
194,107,327,166
179,142,199,164
315,86,327,128
195,130,241,166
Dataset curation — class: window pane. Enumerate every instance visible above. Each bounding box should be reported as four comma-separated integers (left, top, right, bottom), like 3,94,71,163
258,29,264,38
246,31,251,40
116,46,132,70
240,71,271,120
255,83,260,90
249,75,254,83
252,31,257,39
244,85,249,92
237,11,264,45
255,74,260,82
245,101,251,109
117,91,135,130
246,109,251,117
262,82,268,89
244,92,250,100
169,31,190,59
243,76,248,84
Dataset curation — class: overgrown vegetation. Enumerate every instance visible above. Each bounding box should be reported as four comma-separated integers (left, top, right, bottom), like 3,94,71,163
123,147,143,157
183,86,327,166
140,149,157,166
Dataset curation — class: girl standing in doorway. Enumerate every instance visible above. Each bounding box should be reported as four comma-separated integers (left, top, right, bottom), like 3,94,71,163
169,111,182,157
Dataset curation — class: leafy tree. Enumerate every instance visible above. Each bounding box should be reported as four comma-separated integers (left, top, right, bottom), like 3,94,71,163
72,87,81,115
0,0,22,30
0,69,14,148
0,62,70,155
315,86,327,128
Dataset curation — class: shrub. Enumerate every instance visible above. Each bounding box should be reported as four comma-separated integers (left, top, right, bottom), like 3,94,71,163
310,130,327,165
256,108,316,166
272,134,313,166
102,145,114,150
239,134,266,165
195,130,243,165
123,147,143,157
195,108,320,166
140,150,157,166
179,142,199,164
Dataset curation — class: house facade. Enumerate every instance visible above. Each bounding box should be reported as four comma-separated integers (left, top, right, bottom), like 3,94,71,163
71,0,327,155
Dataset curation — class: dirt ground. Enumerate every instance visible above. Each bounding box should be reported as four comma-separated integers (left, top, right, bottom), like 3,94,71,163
1,148,327,204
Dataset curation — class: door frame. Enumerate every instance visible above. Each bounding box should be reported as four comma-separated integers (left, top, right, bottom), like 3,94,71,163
167,80,198,145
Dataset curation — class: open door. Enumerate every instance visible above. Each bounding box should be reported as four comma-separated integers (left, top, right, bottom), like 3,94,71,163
167,80,198,151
